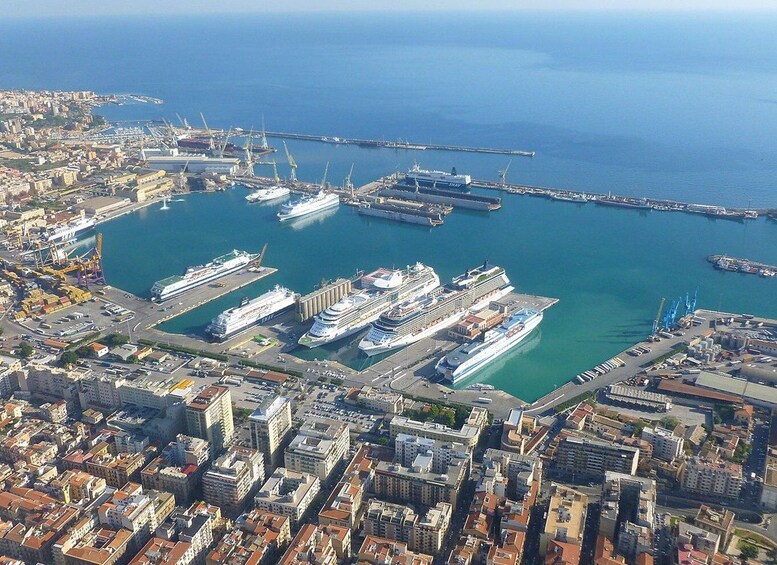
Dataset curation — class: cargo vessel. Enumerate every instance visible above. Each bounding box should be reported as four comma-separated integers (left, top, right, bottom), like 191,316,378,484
277,191,339,221
299,263,440,347
595,196,651,210
435,308,543,384
404,162,471,189
150,249,258,301
42,216,96,243
358,261,513,356
206,285,298,340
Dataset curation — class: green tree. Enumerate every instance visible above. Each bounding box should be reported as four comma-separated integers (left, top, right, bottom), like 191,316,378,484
106,334,129,347
18,341,33,358
60,350,79,367
660,416,680,430
740,542,759,561
127,355,138,364
76,346,94,358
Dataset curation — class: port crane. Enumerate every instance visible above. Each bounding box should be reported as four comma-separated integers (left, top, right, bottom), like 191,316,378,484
271,160,280,183
260,115,269,151
242,129,255,176
283,141,298,183
498,159,512,187
254,243,268,269
200,112,216,154
320,161,330,190
218,128,232,158
344,163,355,196
651,297,665,336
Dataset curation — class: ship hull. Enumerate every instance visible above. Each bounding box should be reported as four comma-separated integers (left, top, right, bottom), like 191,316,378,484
277,195,339,221
437,312,542,385
358,285,513,357
208,302,295,341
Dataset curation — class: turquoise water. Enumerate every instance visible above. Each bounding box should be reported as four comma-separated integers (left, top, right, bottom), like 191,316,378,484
95,188,777,401
3,12,777,400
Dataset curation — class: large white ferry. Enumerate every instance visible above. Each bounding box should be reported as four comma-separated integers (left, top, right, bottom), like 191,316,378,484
298,263,439,348
358,261,513,356
43,216,96,243
404,162,471,189
246,185,290,203
277,191,339,221
436,308,543,384
150,249,258,301
206,285,298,340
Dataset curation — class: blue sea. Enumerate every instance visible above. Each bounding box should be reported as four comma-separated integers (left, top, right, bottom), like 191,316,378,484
2,11,776,401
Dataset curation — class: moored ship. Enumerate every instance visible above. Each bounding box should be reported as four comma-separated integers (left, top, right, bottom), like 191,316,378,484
246,185,290,203
43,216,96,243
299,263,440,348
435,308,543,384
151,249,258,301
277,191,339,221
404,162,471,189
206,285,298,340
358,261,513,356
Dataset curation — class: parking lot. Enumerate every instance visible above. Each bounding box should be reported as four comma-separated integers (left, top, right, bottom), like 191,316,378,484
295,383,380,435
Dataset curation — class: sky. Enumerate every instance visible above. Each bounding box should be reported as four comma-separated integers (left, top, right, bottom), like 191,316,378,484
5,0,777,17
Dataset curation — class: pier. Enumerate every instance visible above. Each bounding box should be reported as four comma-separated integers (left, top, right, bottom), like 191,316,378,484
262,130,536,157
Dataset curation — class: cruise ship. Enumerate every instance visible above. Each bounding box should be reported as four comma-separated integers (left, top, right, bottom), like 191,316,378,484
206,285,298,340
151,249,258,301
299,263,440,348
435,308,543,384
358,261,513,356
404,163,472,189
42,216,96,243
246,185,290,203
277,191,340,221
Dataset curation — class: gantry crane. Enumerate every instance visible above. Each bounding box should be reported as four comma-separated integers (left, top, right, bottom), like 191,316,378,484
260,115,269,151
283,141,298,183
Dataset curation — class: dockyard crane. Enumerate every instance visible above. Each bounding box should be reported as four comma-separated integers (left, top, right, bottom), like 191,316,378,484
498,159,512,187
243,129,255,176
344,163,355,196
283,141,298,183
652,297,665,335
255,243,268,268
260,115,269,151
321,161,330,190
218,128,232,158
200,112,216,154
271,160,280,183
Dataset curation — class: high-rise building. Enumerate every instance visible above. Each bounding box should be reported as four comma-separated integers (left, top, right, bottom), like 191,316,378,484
539,484,588,560
202,446,265,518
553,436,639,478
640,426,684,462
185,386,234,455
284,418,350,482
681,458,743,500
249,397,293,473
254,468,321,530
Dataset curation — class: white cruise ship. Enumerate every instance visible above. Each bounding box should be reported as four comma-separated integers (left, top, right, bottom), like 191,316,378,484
150,249,258,301
246,185,290,203
206,285,298,340
358,261,513,356
404,162,471,189
436,308,543,384
43,216,96,243
298,263,439,348
277,191,339,221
